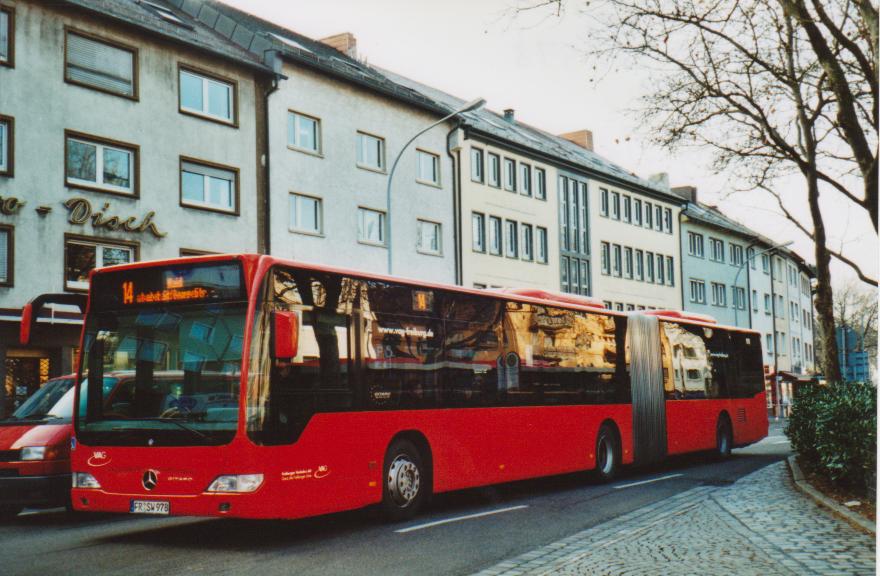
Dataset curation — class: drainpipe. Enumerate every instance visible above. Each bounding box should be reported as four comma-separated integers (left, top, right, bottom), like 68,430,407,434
259,49,283,255
447,122,464,285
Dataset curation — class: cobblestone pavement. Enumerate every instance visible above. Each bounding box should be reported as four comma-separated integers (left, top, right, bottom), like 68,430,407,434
474,462,875,576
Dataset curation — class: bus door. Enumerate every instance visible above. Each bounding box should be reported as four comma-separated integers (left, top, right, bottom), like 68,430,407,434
627,314,667,465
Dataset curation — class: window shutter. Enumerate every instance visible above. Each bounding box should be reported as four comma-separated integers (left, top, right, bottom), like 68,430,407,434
0,230,8,283
67,33,134,96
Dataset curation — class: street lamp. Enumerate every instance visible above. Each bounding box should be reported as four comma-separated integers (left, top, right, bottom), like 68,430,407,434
386,97,486,275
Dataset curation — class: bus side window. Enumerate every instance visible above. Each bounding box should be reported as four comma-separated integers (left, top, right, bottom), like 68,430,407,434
730,333,764,397
442,295,503,408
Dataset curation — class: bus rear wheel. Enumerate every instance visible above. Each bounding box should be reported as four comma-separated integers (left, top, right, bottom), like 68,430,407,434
594,424,620,483
381,439,427,522
716,415,733,459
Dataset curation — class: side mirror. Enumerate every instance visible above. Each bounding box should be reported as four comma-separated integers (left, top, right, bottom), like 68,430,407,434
272,310,299,360
20,293,88,345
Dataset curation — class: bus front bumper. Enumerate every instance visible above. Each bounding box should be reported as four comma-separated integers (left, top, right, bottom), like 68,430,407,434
71,489,270,518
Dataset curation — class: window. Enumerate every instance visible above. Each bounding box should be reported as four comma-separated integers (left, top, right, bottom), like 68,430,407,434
711,282,727,306
654,205,663,231
610,192,620,220
65,236,135,291
600,242,610,275
65,132,137,196
519,163,532,196
521,224,533,261
624,247,633,279
663,208,672,233
623,196,631,223
356,132,385,170
656,254,665,284
688,232,704,257
470,147,484,183
488,153,501,187
489,216,502,255
709,238,725,262
289,193,322,234
179,67,235,124
537,227,548,263
764,293,771,314
600,188,609,216
666,256,674,286
0,6,12,67
288,111,320,153
733,287,746,310
417,150,440,185
0,225,12,286
747,247,756,270
689,280,706,303
633,198,642,226
472,212,486,252
635,249,644,281
646,251,655,283
752,289,758,312
503,158,516,191
65,30,136,98
644,201,653,228
762,254,770,273
612,244,622,277
505,220,518,258
181,158,237,213
0,115,11,176
766,334,774,355
776,294,785,317
417,220,441,255
535,168,546,200
730,243,744,266
776,332,786,355
358,207,386,245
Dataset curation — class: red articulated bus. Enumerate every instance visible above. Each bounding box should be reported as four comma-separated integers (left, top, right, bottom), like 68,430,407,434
21,254,767,521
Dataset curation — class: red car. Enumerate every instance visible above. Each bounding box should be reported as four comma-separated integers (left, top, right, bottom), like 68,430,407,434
0,375,76,518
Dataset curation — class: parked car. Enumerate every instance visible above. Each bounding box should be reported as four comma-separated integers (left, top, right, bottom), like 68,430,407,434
0,375,76,517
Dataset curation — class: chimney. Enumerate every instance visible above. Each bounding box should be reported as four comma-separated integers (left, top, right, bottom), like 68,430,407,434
648,172,670,191
319,32,357,59
671,185,698,202
559,130,594,152
503,109,515,123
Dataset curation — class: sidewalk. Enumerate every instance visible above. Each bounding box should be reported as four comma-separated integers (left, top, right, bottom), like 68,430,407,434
473,462,876,576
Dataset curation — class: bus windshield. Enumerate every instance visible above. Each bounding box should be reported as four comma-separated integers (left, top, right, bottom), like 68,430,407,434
76,303,246,446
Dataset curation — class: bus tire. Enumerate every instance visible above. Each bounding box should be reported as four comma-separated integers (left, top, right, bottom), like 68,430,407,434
381,438,427,522
716,414,733,459
594,424,620,483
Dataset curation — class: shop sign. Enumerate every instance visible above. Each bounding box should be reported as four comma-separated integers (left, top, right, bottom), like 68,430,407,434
64,197,166,238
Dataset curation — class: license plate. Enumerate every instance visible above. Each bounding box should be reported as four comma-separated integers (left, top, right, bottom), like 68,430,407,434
130,500,170,515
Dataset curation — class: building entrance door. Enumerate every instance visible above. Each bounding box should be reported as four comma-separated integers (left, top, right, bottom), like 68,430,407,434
4,349,51,415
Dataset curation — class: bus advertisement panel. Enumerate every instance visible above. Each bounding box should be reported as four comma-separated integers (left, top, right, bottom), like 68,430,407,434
57,254,766,521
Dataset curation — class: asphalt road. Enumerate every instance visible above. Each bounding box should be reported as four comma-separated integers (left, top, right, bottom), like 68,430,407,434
0,421,791,576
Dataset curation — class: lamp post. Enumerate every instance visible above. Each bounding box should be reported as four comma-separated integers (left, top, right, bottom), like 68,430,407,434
386,97,486,275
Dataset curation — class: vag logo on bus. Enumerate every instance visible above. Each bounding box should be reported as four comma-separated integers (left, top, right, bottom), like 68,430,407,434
87,451,111,467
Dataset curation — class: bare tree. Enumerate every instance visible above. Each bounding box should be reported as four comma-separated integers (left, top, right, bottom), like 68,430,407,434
519,0,878,382
833,281,878,377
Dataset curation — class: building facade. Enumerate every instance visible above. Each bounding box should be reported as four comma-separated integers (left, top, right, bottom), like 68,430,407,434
0,0,269,414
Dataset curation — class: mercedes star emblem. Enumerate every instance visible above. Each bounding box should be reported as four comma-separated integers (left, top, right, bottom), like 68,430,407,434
142,469,158,491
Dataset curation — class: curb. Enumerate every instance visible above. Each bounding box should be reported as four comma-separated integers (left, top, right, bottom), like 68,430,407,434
786,456,875,536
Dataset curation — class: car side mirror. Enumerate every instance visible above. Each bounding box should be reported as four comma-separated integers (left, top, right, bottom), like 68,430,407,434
272,310,299,361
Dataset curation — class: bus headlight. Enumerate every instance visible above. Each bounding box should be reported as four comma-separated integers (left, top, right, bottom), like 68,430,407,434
20,446,46,461
72,472,102,489
206,474,263,493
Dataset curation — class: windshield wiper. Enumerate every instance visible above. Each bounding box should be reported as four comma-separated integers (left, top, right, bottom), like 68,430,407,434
110,418,213,444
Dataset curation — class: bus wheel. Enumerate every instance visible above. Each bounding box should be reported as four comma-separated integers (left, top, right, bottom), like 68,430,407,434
595,424,620,483
716,415,733,459
0,505,22,520
382,439,427,521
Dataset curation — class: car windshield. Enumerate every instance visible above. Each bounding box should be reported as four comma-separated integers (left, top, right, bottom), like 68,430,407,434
9,378,74,420
77,302,245,446
46,378,118,420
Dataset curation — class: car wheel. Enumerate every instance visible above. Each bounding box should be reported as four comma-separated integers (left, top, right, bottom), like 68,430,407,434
381,439,427,522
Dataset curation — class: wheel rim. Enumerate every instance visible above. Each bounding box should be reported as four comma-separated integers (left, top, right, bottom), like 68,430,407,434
597,435,614,475
387,455,421,508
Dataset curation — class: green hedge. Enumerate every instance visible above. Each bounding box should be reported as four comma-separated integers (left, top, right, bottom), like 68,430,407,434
786,382,876,493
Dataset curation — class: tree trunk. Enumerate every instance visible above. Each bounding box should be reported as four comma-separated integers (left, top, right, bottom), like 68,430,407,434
808,176,842,383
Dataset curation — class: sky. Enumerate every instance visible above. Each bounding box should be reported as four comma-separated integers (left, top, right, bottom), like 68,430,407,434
223,0,878,289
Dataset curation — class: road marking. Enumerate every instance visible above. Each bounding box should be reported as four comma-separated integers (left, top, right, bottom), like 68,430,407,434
395,505,529,534
613,473,683,490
